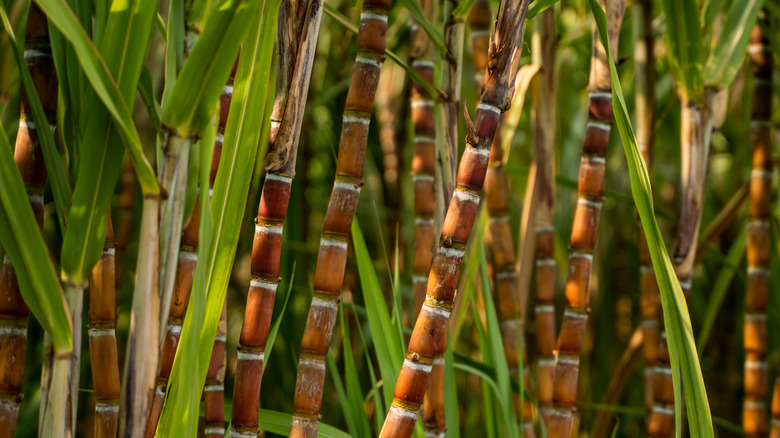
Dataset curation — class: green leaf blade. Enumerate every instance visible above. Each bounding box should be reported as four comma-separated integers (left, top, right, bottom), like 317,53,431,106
161,0,259,137
703,0,764,89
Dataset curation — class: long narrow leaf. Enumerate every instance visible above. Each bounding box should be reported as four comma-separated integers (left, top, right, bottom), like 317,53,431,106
162,0,259,137
590,2,714,435
59,0,157,286
703,0,763,89
33,0,159,194
257,409,352,438
658,0,702,103
352,219,405,407
396,0,446,54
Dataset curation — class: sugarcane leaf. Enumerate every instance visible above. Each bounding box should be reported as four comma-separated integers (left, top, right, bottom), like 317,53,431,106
443,334,460,438
161,0,259,138
499,63,540,159
703,0,763,89
158,0,279,431
33,0,159,195
350,301,386,429
262,263,295,375
527,0,559,19
257,409,353,438
162,0,184,109
590,1,714,436
477,244,519,438
155,11,166,41
396,0,446,54
334,308,371,437
452,0,476,17
697,229,746,353
658,0,702,103
352,219,405,408
0,122,72,353
701,0,726,39
59,0,157,286
0,5,70,234
138,66,162,132
327,351,357,433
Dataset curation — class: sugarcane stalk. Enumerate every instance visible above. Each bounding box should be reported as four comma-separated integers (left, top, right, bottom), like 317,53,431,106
158,132,192,334
375,64,404,223
407,0,443,433
413,0,466,433
379,0,530,435
1,5,59,436
231,0,324,435
203,301,227,437
143,198,201,438
119,194,161,438
481,21,538,438
410,0,436,322
546,1,624,436
632,0,658,423
438,0,464,207
88,215,121,437
285,2,389,437
743,20,772,438
531,7,557,427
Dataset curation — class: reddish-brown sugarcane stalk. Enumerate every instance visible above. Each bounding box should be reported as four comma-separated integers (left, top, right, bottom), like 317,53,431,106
379,0,530,435
531,7,557,426
203,302,227,437
230,0,324,436
546,1,624,436
375,63,404,213
408,1,445,434
484,122,535,438
88,216,120,437
286,1,390,436
773,365,780,438
410,0,436,323
743,20,772,438
0,6,57,435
